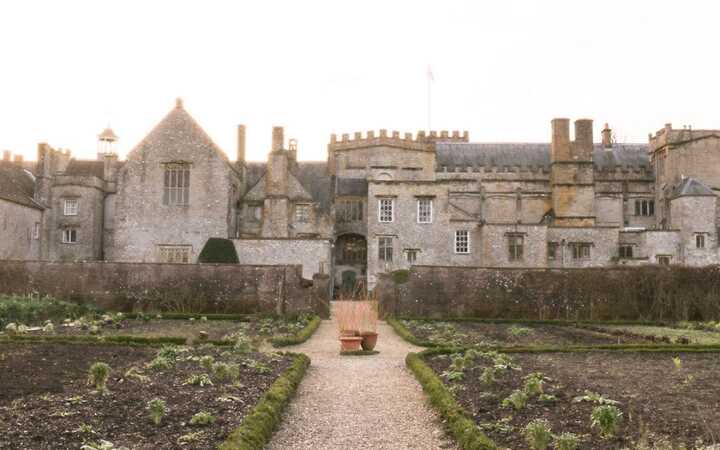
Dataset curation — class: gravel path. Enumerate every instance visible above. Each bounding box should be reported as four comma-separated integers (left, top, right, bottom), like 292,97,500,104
266,311,456,450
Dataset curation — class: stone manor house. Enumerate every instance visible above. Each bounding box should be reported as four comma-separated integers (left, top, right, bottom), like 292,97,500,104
2,99,720,290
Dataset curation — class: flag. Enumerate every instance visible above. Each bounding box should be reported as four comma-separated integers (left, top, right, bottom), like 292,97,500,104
427,65,434,82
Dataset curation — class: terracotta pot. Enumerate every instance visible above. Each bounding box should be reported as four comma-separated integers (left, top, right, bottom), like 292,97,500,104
339,336,363,352
340,329,358,337
360,332,378,351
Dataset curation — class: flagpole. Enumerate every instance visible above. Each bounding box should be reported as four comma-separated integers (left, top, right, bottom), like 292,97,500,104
426,65,432,131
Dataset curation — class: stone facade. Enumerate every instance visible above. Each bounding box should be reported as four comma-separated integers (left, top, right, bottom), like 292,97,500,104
3,105,720,293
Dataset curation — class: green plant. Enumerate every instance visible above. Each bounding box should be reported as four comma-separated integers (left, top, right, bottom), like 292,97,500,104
148,356,173,371
212,362,240,382
233,335,255,354
189,411,215,426
502,390,528,410
524,419,553,450
199,355,215,370
553,432,580,450
185,373,213,387
572,390,619,405
157,345,181,361
480,367,497,385
147,398,167,425
74,423,95,434
538,394,557,403
672,356,682,370
87,362,111,392
177,431,205,445
42,321,55,333
523,372,545,396
591,404,623,438
79,440,128,450
508,325,534,337
124,366,150,384
198,237,239,263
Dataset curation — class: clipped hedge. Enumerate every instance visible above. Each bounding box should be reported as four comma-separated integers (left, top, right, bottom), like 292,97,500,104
121,312,253,321
219,353,310,450
270,316,322,347
406,351,497,450
0,334,187,346
386,317,439,347
198,237,239,263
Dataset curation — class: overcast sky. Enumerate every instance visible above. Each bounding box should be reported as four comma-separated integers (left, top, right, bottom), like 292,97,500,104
1,1,718,162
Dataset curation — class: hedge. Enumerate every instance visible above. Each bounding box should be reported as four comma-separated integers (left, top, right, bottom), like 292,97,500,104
219,353,310,450
270,316,322,347
198,237,239,263
406,351,497,450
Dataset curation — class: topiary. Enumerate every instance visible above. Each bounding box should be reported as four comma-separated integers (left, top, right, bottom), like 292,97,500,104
198,238,239,264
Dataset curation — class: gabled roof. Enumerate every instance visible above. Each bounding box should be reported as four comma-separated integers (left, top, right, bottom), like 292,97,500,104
0,162,42,209
243,161,332,212
126,101,237,175
435,143,650,171
671,177,715,198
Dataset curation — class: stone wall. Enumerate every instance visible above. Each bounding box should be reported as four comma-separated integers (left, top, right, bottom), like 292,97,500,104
376,265,720,321
0,260,329,316
232,238,332,279
0,200,42,260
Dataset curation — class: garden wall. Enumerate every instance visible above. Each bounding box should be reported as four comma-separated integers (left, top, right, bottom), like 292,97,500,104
376,265,720,321
0,260,331,316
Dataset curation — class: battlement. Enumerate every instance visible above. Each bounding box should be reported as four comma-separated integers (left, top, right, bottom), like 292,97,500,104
328,129,469,152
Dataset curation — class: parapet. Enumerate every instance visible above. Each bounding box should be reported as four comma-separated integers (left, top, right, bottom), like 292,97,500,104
649,123,720,153
328,129,469,152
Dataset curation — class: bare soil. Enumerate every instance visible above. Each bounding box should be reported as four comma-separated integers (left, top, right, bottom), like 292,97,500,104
427,351,720,449
0,342,292,449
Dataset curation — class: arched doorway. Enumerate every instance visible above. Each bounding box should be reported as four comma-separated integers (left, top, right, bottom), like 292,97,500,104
334,233,367,297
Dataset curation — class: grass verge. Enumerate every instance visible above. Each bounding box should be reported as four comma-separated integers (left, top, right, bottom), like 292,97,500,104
270,316,322,347
406,350,497,450
219,352,311,450
387,317,439,347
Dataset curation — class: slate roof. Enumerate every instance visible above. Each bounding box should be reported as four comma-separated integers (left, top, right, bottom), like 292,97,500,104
336,178,368,196
436,143,650,171
671,177,715,198
0,162,41,209
64,160,105,178
243,161,332,212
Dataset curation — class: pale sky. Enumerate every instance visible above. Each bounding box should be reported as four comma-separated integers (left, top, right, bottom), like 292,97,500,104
1,0,719,163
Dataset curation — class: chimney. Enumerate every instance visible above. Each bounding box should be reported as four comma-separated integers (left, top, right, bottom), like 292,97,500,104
2,150,10,162
550,118,571,162
237,124,246,165
272,126,284,151
104,153,118,182
573,119,593,161
13,154,23,165
601,123,613,149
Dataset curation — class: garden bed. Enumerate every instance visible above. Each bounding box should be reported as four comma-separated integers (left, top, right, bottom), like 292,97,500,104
398,320,650,347
9,314,317,347
424,348,720,449
587,324,720,345
0,341,294,449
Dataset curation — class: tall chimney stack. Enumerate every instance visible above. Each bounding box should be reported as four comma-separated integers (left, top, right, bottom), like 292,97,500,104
2,150,10,162
601,123,612,149
237,124,246,164
272,126,284,152
13,154,23,165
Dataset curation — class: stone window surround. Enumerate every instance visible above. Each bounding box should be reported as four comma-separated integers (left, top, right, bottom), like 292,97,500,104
417,197,433,224
378,198,394,223
634,198,655,217
378,236,393,261
162,162,191,206
454,230,470,254
33,222,40,240
158,244,192,263
507,233,523,261
294,203,312,223
619,244,634,259
61,227,78,244
695,233,707,249
63,198,79,216
570,242,593,260
547,241,558,260
404,248,420,263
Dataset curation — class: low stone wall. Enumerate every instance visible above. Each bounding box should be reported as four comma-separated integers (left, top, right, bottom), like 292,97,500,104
233,238,332,280
0,260,331,316
376,265,720,321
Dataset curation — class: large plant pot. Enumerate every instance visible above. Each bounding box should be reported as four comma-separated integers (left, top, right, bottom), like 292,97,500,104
339,329,359,337
339,336,363,352
360,332,378,351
